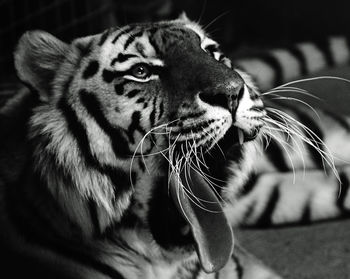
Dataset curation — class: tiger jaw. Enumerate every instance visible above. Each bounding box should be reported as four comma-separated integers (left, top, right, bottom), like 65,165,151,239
168,123,261,153
164,121,262,272
167,104,263,152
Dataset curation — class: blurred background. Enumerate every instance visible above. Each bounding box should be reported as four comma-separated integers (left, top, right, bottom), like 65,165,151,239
1,1,350,278
2,0,350,80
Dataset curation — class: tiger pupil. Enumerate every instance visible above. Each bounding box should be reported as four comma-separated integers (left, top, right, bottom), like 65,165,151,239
134,65,148,78
137,67,145,75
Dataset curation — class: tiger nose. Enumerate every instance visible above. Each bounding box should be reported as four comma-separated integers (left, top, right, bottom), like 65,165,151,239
198,83,245,113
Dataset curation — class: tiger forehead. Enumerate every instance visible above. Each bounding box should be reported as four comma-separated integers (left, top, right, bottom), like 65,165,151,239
106,23,204,56
111,23,202,41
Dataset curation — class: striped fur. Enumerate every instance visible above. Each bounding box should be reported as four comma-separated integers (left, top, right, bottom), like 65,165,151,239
224,104,350,229
233,36,350,90
1,14,350,279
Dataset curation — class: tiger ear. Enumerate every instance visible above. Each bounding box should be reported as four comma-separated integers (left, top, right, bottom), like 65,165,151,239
178,12,190,22
14,31,70,101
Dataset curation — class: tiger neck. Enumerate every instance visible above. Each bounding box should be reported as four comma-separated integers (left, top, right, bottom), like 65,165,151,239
26,104,138,238
23,104,200,274
27,103,171,240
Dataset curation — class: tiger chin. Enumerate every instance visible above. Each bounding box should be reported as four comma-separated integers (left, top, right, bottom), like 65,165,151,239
0,14,281,279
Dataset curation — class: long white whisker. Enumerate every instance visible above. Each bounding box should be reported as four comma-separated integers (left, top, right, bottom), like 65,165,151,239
275,76,350,88
263,90,322,101
265,107,340,182
268,96,321,121
262,117,307,177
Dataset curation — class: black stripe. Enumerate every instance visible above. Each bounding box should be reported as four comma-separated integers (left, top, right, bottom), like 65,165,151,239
300,203,311,225
124,31,144,50
149,96,157,127
82,60,99,79
126,89,141,98
127,111,146,144
59,94,132,197
255,53,283,87
88,199,101,237
346,35,350,63
114,80,130,95
270,101,325,169
112,26,134,44
256,186,280,227
292,109,324,170
337,172,350,212
158,101,164,120
265,139,289,172
148,36,161,54
243,202,256,221
232,254,243,279
79,89,131,158
80,90,155,156
288,46,308,75
239,173,259,196
98,29,110,46
58,96,98,165
136,97,145,103
109,168,134,197
138,159,146,172
314,38,334,67
111,53,138,66
102,69,117,83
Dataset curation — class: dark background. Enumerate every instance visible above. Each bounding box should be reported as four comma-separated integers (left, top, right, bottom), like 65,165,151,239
1,0,350,79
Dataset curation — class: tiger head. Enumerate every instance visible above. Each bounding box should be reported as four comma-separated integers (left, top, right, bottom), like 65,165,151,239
14,15,265,273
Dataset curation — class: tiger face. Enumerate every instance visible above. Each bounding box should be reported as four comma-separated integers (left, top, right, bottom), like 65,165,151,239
14,16,265,273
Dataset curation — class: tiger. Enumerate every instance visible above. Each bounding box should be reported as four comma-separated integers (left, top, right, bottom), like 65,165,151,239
0,13,350,279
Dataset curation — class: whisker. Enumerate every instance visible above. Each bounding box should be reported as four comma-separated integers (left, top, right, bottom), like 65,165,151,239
268,96,321,121
275,76,350,88
265,107,340,182
262,88,321,100
202,10,231,32
262,117,307,177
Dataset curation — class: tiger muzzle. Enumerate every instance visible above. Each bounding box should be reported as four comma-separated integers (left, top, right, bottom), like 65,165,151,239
198,81,245,114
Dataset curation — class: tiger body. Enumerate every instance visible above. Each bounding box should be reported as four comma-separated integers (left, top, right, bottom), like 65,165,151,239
1,15,350,279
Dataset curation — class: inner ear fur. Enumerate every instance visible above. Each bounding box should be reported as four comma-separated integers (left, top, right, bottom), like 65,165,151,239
14,30,70,101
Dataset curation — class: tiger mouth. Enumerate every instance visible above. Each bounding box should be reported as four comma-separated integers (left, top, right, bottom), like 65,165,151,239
230,126,259,145
169,125,260,153
168,152,233,273
166,124,260,272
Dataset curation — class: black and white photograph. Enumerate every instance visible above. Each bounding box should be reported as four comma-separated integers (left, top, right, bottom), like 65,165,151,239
0,1,350,278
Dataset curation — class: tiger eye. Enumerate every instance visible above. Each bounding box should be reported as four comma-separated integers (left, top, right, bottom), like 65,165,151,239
131,64,151,79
